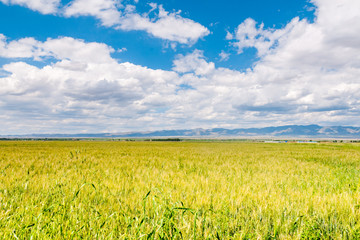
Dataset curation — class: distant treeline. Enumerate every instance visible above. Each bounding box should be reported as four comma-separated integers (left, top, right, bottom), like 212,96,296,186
146,138,182,142
2,138,360,143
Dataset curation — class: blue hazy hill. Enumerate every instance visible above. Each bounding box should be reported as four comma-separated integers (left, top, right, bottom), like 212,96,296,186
3,125,360,138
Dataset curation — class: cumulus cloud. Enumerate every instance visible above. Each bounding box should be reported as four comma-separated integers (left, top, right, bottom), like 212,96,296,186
0,34,44,59
63,0,122,27
2,0,360,133
118,4,210,45
173,50,215,75
218,0,360,121
0,34,115,63
0,0,60,14
219,51,230,62
0,36,181,133
227,17,300,56
170,0,360,125
1,0,209,44
64,0,209,44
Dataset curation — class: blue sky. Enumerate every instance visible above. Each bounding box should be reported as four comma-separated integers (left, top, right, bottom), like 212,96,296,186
0,0,315,70
0,0,360,134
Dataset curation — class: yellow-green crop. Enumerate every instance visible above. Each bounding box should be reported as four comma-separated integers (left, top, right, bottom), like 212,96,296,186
0,141,360,239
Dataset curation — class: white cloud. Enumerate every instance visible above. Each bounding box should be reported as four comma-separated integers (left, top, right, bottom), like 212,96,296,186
228,17,300,56
42,37,116,63
64,0,210,44
219,51,230,62
0,34,43,59
63,0,122,27
118,5,210,45
63,1,209,44
173,50,215,75
2,0,360,133
0,0,60,14
0,37,180,133
1,0,209,45
215,0,360,123
0,35,115,63
117,47,127,53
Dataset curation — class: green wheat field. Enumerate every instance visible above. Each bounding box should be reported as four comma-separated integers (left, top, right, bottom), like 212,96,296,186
1,141,360,239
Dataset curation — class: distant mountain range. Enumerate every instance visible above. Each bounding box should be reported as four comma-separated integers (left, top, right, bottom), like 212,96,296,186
2,125,360,139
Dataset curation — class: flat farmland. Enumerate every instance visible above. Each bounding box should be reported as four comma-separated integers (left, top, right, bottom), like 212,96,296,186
1,141,360,239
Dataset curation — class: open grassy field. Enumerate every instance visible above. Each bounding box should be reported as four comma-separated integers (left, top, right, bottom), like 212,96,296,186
0,141,360,239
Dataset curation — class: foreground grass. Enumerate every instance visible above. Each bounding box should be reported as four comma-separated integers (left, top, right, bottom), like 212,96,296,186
0,141,360,239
